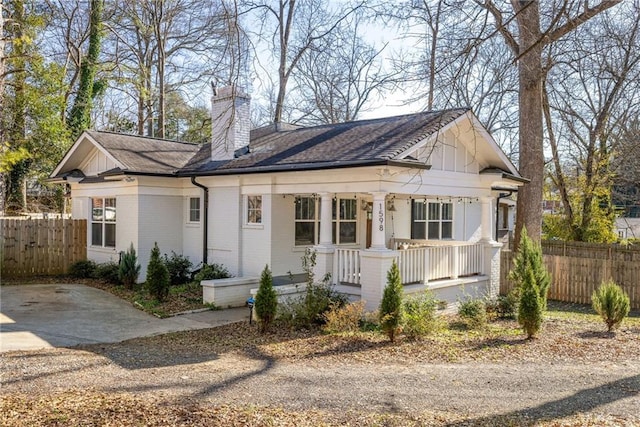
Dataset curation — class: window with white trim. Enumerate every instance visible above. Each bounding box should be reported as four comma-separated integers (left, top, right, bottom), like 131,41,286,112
293,197,358,246
91,197,116,247
333,198,357,244
246,195,262,224
189,197,201,222
411,200,453,240
295,197,316,245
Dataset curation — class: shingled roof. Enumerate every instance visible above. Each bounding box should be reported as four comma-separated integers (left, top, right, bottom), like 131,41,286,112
84,131,200,174
181,108,469,175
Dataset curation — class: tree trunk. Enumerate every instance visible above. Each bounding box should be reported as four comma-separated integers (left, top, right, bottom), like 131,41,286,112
67,0,103,140
5,0,28,214
513,0,544,246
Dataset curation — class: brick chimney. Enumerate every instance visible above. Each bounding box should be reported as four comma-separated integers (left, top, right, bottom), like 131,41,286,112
211,86,250,161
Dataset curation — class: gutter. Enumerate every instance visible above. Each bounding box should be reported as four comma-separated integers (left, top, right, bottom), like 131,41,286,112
191,177,209,265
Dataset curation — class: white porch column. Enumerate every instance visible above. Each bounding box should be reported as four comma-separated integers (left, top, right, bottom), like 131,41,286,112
370,192,389,250
480,196,495,242
483,241,503,298
313,192,335,283
318,192,333,246
360,250,398,311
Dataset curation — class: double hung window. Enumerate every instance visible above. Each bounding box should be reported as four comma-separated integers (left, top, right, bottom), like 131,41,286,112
91,197,116,247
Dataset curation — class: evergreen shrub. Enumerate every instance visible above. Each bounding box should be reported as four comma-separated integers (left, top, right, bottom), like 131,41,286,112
255,265,278,333
380,260,403,342
403,291,440,339
458,297,487,329
119,243,140,289
95,262,121,285
68,259,97,278
592,281,630,332
146,242,170,301
163,252,193,286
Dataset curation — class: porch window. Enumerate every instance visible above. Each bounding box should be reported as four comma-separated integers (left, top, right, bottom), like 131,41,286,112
295,197,316,245
189,197,200,222
91,197,116,247
411,200,453,240
332,198,357,244
293,196,358,246
246,195,262,224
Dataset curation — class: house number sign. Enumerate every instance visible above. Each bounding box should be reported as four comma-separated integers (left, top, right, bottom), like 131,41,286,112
378,203,384,231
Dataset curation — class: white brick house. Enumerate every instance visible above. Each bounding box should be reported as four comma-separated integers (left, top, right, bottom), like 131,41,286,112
50,86,526,309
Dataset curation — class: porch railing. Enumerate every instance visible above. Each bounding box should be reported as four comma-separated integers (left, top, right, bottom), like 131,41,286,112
399,243,484,283
334,248,361,285
334,242,485,287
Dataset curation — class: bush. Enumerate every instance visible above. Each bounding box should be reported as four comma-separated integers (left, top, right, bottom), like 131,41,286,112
163,252,193,286
146,242,170,302
512,228,548,338
68,259,97,278
486,290,519,320
278,249,348,329
95,262,121,285
322,301,365,334
518,268,543,338
458,297,487,329
403,292,440,339
255,265,278,333
592,281,630,332
193,263,232,283
119,243,141,289
497,290,519,319
380,260,403,342
510,227,551,311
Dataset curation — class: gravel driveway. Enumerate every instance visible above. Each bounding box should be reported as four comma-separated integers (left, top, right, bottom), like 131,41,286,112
2,345,639,423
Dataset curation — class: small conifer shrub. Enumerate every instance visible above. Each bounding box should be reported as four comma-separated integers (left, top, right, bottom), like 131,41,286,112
510,228,550,339
146,242,170,302
119,243,141,289
592,281,630,332
518,268,543,339
255,265,278,333
380,260,404,342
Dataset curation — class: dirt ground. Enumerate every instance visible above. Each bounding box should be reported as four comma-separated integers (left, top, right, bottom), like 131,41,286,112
1,304,640,426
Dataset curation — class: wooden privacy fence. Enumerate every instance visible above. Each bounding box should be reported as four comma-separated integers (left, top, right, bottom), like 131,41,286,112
501,241,640,309
1,219,87,277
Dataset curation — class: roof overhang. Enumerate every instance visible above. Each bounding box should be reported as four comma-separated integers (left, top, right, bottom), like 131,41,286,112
179,159,431,177
49,131,126,179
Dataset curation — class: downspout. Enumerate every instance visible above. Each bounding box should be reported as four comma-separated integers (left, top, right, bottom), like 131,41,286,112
191,177,208,264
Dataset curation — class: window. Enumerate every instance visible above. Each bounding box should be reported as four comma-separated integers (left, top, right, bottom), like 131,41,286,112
295,197,316,245
411,200,453,240
91,197,116,247
189,197,200,222
293,196,358,246
333,198,357,244
246,195,262,224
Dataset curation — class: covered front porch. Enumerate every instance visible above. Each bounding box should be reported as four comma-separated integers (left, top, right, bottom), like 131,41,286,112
308,190,504,310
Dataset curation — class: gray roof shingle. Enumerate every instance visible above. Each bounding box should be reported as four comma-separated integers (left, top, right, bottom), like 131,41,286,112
85,131,200,174
181,108,469,175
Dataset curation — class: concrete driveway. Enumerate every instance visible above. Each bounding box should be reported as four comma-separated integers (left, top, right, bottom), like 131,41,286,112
0,284,248,352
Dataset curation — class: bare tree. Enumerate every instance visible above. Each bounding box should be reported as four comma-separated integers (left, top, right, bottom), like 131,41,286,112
244,0,362,124
480,0,621,245
106,0,235,137
544,2,640,241
293,14,397,124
